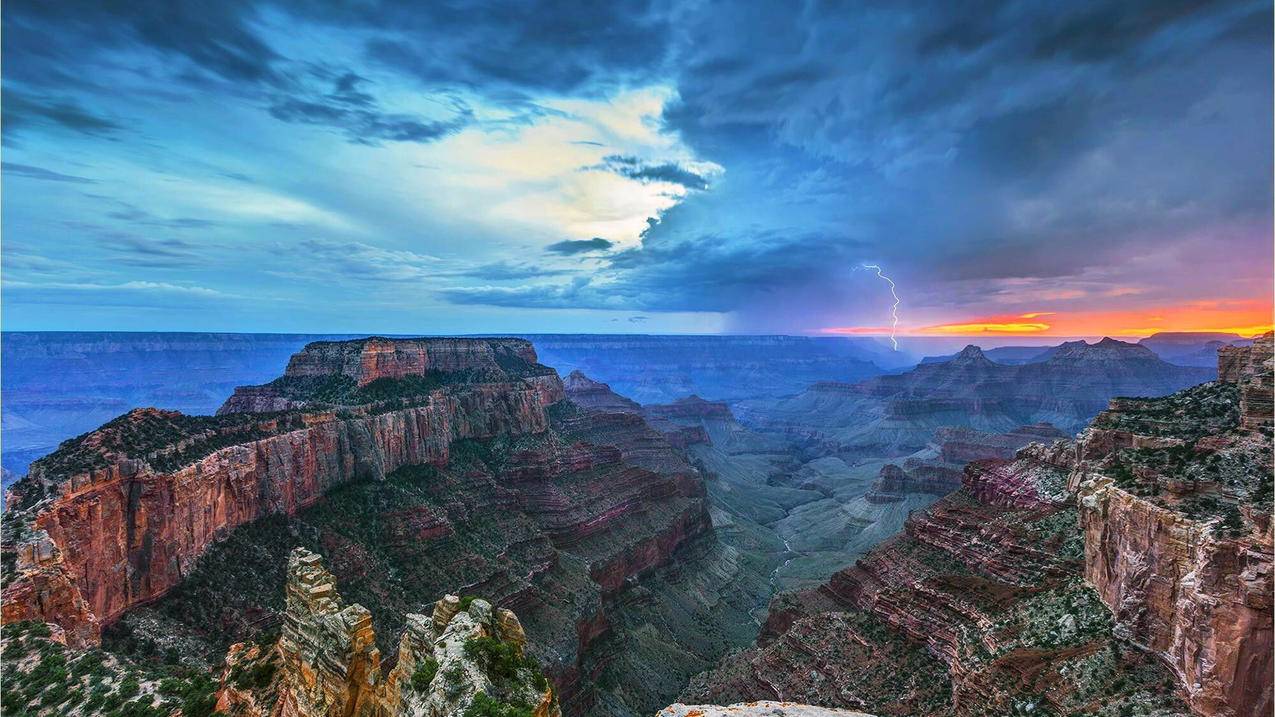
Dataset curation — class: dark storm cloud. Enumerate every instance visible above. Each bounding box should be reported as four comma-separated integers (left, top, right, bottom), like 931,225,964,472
265,68,472,144
545,238,613,255
2,0,280,86
4,0,1270,326
268,97,471,144
446,227,870,313
595,156,711,191
2,88,121,137
618,0,1273,320
355,1,672,94
4,0,647,145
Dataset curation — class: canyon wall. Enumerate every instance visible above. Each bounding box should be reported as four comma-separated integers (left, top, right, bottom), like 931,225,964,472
688,334,1273,717
3,337,729,716
1,339,562,646
1073,333,1274,716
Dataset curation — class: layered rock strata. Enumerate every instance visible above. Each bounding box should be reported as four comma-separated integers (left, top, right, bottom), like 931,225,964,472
738,338,1213,458
0,337,725,716
1072,332,1274,716
0,339,570,648
689,336,1273,717
867,424,1067,502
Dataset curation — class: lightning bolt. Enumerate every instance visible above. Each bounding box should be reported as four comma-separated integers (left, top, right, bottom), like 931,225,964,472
859,263,901,351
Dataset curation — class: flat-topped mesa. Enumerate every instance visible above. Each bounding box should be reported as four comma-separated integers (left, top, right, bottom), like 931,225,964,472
216,548,559,717
285,336,542,386
1,336,568,646
219,337,563,414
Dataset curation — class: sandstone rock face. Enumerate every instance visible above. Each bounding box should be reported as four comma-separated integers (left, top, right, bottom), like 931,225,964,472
274,548,387,717
1074,333,1275,717
0,524,98,648
657,702,876,717
688,456,1184,716
3,337,720,717
1079,477,1272,717
216,548,559,717
561,370,715,452
562,370,642,414
1219,331,1273,431
1,339,564,645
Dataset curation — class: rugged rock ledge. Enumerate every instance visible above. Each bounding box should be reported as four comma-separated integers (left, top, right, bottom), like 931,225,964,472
1071,332,1274,716
215,547,559,717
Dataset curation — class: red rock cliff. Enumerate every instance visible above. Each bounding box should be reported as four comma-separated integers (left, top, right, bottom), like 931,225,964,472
1,338,565,647
1074,332,1274,717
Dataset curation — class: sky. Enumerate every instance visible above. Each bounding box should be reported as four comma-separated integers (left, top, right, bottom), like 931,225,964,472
3,0,1272,338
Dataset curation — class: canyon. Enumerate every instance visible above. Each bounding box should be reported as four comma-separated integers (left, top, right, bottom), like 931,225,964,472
1,332,1266,717
737,338,1213,459
684,333,1273,717
1,337,765,716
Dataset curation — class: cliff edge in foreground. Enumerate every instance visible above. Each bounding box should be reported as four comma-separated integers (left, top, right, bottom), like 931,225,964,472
215,547,559,717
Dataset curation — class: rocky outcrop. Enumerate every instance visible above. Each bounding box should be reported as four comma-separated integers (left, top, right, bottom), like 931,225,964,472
1219,331,1273,431
560,371,714,468
643,396,734,421
562,370,642,414
1078,477,1271,717
2,385,554,644
0,337,726,717
688,454,1186,716
215,548,559,717
867,424,1068,502
0,522,99,648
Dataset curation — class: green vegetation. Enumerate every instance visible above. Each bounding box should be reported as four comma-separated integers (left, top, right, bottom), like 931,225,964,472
463,636,540,682
22,408,308,496
464,691,535,717
228,656,277,690
0,620,221,717
1094,381,1240,440
411,657,439,691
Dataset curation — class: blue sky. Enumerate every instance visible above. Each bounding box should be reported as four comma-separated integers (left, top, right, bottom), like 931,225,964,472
3,0,1272,336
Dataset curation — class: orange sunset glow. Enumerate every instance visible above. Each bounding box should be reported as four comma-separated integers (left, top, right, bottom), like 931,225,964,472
821,300,1274,338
